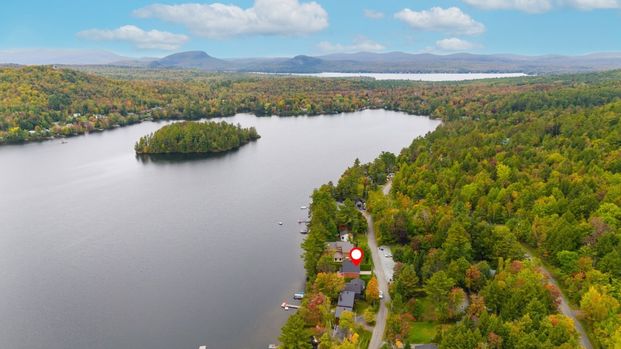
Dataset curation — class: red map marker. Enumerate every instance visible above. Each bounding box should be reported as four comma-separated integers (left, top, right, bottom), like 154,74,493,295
349,247,364,266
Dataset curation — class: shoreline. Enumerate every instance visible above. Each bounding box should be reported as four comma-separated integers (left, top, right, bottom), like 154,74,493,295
1,108,438,147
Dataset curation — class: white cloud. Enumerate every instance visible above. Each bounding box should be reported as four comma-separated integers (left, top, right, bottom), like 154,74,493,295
134,0,328,38
364,9,385,19
77,25,188,50
462,0,620,12
462,0,553,13
395,7,485,35
436,37,478,51
318,36,385,53
563,0,621,10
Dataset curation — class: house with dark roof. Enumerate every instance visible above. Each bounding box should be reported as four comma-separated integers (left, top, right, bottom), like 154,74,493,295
335,290,355,319
344,278,365,298
339,259,360,278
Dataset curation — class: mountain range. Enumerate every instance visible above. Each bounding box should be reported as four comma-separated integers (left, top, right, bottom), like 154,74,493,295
2,49,621,74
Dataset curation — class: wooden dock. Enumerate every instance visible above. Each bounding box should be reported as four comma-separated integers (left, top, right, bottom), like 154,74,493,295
280,302,300,310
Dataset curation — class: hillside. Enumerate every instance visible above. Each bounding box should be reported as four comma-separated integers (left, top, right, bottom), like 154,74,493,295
148,51,232,71
137,50,621,74
4,49,621,74
3,65,621,145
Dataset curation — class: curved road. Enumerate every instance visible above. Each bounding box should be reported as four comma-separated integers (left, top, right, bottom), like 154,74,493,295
364,180,393,349
525,252,593,349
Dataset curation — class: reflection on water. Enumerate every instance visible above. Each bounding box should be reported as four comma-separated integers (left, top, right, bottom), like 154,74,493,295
135,149,243,164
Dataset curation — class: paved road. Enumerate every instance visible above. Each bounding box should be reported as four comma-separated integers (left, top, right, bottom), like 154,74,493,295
383,180,392,196
525,252,593,349
364,179,393,349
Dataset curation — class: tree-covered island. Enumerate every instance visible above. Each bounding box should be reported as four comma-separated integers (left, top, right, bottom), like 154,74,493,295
134,121,260,154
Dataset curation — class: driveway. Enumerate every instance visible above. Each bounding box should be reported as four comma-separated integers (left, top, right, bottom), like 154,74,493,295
525,251,593,349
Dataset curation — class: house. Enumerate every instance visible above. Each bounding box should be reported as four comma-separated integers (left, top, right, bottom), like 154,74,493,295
327,241,354,263
344,278,365,298
339,229,351,242
335,291,355,319
339,260,360,278
335,306,351,319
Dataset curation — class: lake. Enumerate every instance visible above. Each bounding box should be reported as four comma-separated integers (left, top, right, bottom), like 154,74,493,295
287,72,528,81
0,110,440,349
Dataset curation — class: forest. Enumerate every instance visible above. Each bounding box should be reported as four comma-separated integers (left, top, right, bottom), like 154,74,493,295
3,65,621,144
134,121,259,154
283,72,621,348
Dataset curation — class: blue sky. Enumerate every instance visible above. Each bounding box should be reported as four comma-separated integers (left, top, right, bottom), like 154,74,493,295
1,0,620,58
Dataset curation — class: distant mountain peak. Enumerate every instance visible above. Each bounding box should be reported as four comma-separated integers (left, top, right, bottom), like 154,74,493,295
148,50,230,70
167,51,212,59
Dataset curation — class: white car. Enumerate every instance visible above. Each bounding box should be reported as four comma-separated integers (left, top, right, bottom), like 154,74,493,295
379,290,384,299
384,254,392,258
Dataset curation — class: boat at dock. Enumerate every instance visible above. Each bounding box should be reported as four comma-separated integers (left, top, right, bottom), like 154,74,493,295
293,292,304,300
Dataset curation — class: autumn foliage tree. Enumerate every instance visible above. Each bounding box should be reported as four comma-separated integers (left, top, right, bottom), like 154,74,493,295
365,276,380,303
313,273,345,301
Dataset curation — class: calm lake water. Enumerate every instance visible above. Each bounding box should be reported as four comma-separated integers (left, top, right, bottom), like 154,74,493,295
0,110,440,349
289,72,528,81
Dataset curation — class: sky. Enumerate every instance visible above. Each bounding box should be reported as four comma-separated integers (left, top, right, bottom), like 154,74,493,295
1,0,621,58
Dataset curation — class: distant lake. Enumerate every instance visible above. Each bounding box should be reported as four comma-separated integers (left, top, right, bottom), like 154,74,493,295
0,110,441,349
290,72,528,81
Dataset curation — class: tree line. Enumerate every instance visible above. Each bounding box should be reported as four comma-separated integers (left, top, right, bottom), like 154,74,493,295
3,65,621,144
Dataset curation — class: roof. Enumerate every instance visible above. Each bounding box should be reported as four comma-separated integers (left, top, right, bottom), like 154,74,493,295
327,241,354,253
413,344,438,349
335,306,351,319
337,291,355,308
344,278,365,294
340,260,360,274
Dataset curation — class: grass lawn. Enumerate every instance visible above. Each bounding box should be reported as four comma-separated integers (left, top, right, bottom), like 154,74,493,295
407,322,439,344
